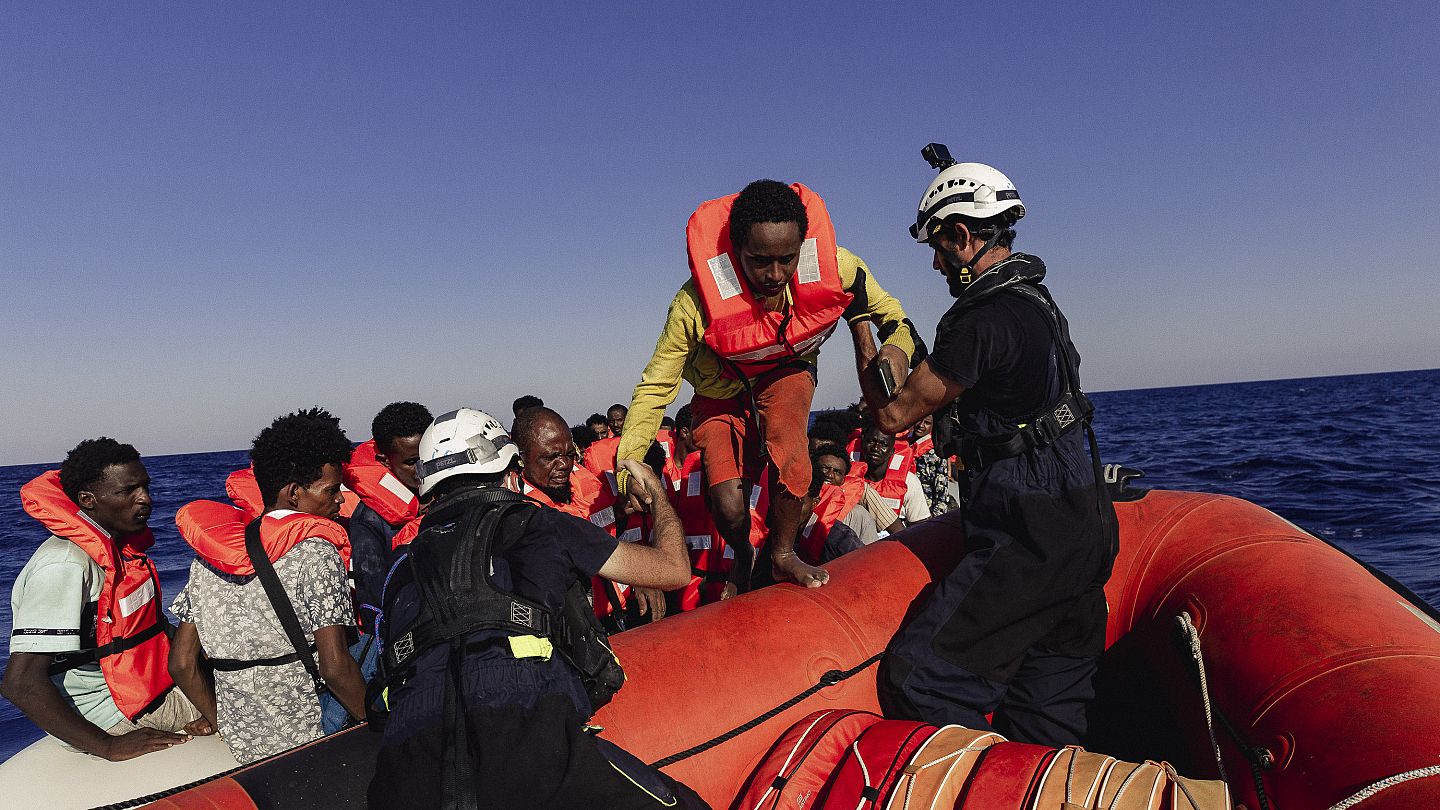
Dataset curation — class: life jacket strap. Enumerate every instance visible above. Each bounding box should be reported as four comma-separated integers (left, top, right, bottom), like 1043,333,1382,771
46,616,171,677
208,643,318,672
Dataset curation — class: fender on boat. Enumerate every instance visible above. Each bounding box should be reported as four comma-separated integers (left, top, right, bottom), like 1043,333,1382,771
123,490,1440,809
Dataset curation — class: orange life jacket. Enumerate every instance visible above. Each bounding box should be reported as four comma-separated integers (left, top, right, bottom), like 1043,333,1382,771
688,183,853,377
655,429,683,492
19,471,173,720
390,516,422,551
849,449,914,517
797,478,866,565
673,451,722,610
176,500,351,575
910,433,934,459
342,440,419,526
226,467,361,521
581,436,621,480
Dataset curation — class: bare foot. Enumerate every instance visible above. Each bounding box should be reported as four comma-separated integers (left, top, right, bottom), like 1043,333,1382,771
772,552,829,588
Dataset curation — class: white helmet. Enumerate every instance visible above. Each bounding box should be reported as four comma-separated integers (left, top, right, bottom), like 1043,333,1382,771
910,161,1025,243
415,408,519,496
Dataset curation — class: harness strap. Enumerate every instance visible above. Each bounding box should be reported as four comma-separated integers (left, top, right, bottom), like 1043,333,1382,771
244,519,329,696
208,643,317,672
47,617,171,676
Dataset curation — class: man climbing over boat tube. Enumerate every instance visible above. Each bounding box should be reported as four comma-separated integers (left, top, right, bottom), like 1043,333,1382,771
3,438,207,760
857,145,1118,747
620,179,924,593
370,409,707,809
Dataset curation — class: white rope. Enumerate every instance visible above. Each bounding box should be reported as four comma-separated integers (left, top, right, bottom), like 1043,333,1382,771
1176,611,1230,786
1326,765,1440,810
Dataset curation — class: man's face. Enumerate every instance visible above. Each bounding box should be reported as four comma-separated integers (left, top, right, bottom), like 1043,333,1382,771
589,420,610,440
78,461,152,536
815,454,848,487
290,463,345,520
912,414,933,440
861,430,895,471
521,417,576,504
738,221,804,299
606,408,627,438
377,435,423,493
929,224,976,297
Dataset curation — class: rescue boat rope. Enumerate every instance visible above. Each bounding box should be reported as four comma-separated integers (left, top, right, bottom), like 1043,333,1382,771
647,651,884,769
1175,612,1229,786
1326,765,1440,810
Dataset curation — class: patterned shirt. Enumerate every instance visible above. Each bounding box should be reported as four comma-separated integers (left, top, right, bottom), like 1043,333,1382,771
913,450,953,516
171,538,352,764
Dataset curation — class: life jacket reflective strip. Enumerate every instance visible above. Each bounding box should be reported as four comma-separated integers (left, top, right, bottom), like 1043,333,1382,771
175,500,352,576
798,478,866,564
226,466,362,521
19,471,173,720
849,452,913,517
342,440,419,526
687,183,854,378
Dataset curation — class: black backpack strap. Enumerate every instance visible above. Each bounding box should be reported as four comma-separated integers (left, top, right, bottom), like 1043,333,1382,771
244,519,328,695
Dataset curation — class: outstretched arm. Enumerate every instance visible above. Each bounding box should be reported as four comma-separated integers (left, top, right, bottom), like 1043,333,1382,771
598,459,689,591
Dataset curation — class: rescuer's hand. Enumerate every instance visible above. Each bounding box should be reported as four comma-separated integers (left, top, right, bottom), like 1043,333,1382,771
618,459,660,514
871,344,910,399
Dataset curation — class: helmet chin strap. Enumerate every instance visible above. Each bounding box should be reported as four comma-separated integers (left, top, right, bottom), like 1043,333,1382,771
945,227,1006,291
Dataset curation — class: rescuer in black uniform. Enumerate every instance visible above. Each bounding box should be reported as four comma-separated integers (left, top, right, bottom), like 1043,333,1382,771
368,408,707,809
857,145,1118,747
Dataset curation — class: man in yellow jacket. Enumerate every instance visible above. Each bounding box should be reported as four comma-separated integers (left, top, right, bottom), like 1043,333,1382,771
618,180,921,592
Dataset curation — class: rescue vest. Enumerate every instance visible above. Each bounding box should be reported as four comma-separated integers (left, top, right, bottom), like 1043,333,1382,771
378,487,625,711
342,440,419,526
688,183,853,377
673,452,722,610
176,500,352,576
850,452,913,517
797,478,866,564
846,433,912,465
225,466,361,521
910,433,934,458
581,436,621,480
19,471,173,720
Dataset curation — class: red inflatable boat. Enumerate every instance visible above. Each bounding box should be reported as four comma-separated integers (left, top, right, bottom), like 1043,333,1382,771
135,489,1440,808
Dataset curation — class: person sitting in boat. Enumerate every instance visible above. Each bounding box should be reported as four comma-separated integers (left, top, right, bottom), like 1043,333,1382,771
851,423,931,534
907,413,956,517
795,444,871,565
167,408,368,764
585,412,610,442
345,400,432,634
2,438,208,761
804,443,879,552
858,146,1118,747
582,403,627,476
807,413,850,453
370,408,706,809
619,179,924,593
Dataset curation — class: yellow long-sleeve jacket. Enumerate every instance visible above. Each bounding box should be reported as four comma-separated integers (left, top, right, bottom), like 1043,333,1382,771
618,246,917,464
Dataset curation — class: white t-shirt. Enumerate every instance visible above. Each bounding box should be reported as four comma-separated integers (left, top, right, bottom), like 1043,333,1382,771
8,536,125,731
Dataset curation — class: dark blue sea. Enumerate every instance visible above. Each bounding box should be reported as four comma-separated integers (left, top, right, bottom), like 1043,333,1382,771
1,368,1437,762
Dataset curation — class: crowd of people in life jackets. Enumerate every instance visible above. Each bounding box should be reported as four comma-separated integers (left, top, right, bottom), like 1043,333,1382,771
0,395,958,768
3,151,1116,808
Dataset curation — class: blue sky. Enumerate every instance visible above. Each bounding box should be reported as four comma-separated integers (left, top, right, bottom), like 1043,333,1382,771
3,2,1437,465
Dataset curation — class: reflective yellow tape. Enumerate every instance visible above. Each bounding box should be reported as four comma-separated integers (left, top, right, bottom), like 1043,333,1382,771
508,635,554,660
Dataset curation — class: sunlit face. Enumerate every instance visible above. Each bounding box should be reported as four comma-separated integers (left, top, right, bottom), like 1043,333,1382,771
377,435,423,493
521,416,576,504
861,429,895,471
289,463,345,520
929,222,976,297
606,407,627,438
78,461,152,536
738,221,804,299
815,454,849,487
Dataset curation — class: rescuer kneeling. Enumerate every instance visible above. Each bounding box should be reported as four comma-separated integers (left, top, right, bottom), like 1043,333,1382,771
369,409,707,809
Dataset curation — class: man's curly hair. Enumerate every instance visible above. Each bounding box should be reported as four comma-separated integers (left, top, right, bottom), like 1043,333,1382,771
252,408,353,507
808,442,851,498
729,179,808,250
371,401,432,454
60,437,141,503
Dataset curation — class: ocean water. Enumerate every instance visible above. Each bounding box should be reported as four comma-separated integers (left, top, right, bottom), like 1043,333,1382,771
0,369,1436,761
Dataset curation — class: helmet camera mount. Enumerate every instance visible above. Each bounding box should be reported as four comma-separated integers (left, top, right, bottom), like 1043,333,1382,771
921,142,957,170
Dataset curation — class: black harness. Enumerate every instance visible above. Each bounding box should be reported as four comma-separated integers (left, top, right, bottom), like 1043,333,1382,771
933,255,1094,471
376,486,624,711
